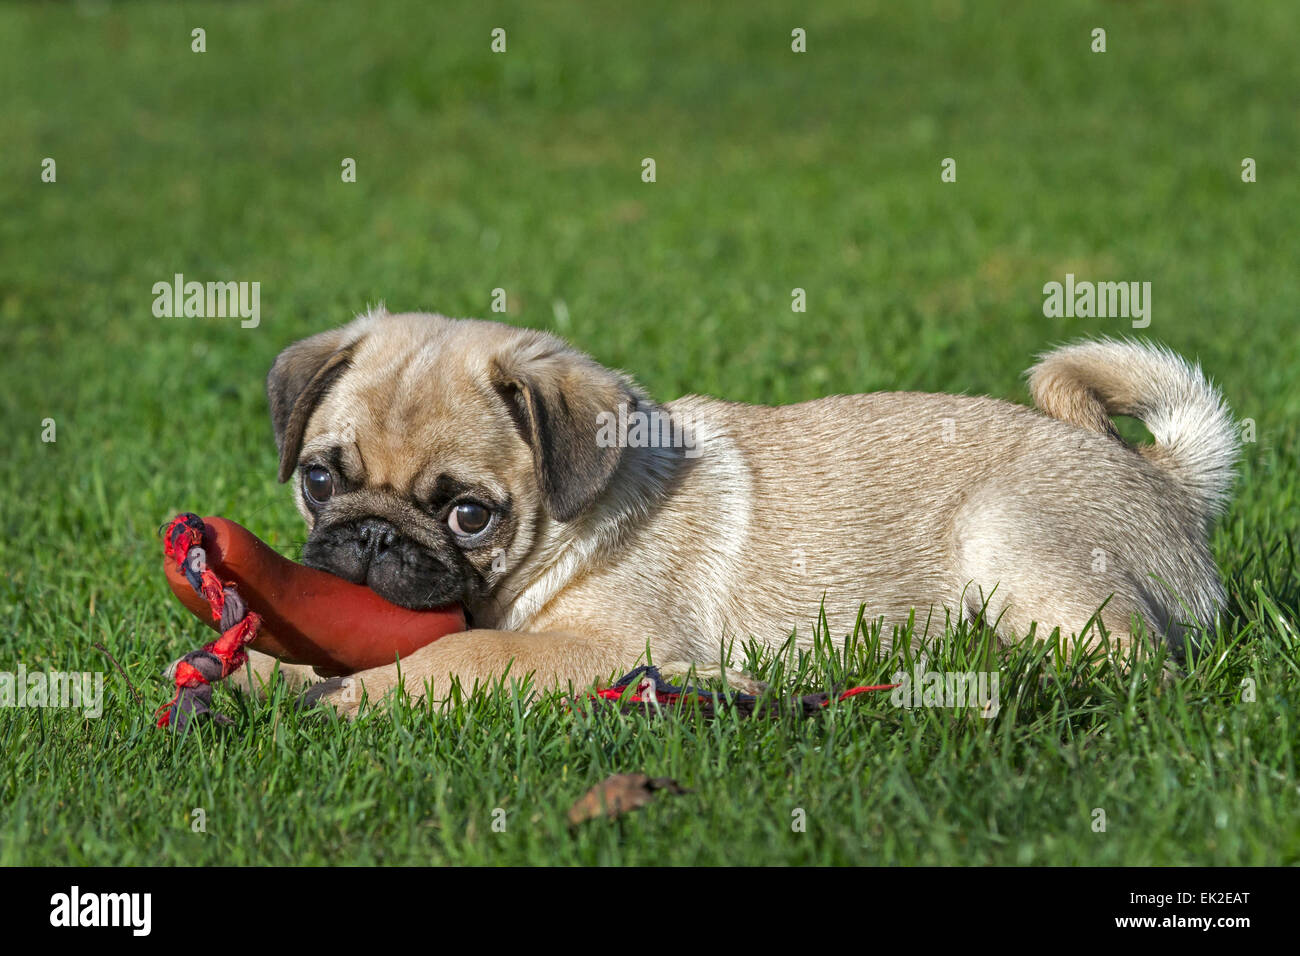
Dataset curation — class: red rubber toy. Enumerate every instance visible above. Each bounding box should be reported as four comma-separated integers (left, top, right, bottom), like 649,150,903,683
164,516,466,676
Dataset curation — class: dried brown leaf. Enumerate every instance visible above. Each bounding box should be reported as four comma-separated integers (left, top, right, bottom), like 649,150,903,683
567,773,689,825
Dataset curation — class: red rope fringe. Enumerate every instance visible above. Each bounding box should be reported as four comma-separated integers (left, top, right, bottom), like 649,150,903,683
156,514,263,728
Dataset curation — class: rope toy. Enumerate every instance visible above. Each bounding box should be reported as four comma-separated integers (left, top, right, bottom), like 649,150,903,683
593,666,898,718
162,515,467,673
157,513,261,730
155,513,897,730
156,512,467,730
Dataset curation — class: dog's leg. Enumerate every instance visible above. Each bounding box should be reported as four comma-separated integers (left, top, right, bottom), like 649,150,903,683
949,485,1174,661
960,581,1150,662
657,660,768,695
226,648,329,697
299,627,633,718
164,648,326,699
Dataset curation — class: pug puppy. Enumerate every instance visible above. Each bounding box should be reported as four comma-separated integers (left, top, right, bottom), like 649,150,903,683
249,308,1237,715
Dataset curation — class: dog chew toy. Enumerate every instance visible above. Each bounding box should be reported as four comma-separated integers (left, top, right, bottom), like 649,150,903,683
157,513,465,729
593,666,899,717
155,514,897,731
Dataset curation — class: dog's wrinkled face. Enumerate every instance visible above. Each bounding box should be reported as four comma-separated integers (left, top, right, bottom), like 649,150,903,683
266,310,638,612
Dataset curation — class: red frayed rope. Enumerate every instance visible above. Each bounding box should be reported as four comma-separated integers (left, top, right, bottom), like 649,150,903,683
590,667,899,718
155,515,896,728
829,683,899,703
156,513,262,729
591,683,898,705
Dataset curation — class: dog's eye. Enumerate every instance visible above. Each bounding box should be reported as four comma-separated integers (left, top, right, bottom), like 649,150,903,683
303,466,335,505
448,502,490,537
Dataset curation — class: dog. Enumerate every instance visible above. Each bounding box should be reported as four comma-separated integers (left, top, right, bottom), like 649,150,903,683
239,307,1237,715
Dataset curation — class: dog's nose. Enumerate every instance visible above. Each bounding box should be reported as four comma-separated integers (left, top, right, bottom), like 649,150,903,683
356,518,397,561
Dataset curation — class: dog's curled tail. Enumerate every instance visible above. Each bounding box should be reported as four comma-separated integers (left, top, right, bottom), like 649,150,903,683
1027,338,1239,520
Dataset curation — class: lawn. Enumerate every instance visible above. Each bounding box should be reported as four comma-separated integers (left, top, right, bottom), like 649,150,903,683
0,0,1297,865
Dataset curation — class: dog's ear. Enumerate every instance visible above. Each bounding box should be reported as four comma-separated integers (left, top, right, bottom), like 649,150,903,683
267,328,363,483
491,340,638,522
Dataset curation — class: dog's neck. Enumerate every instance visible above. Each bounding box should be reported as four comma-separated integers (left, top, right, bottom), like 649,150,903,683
472,437,685,631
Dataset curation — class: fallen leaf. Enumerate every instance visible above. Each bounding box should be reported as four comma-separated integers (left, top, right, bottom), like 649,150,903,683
567,773,690,825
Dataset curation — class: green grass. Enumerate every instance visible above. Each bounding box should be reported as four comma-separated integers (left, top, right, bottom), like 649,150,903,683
1,0,1298,865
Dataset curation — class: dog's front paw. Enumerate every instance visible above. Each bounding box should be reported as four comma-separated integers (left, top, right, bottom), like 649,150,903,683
298,674,367,719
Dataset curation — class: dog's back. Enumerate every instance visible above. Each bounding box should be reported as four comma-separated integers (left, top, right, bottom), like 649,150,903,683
644,340,1237,656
